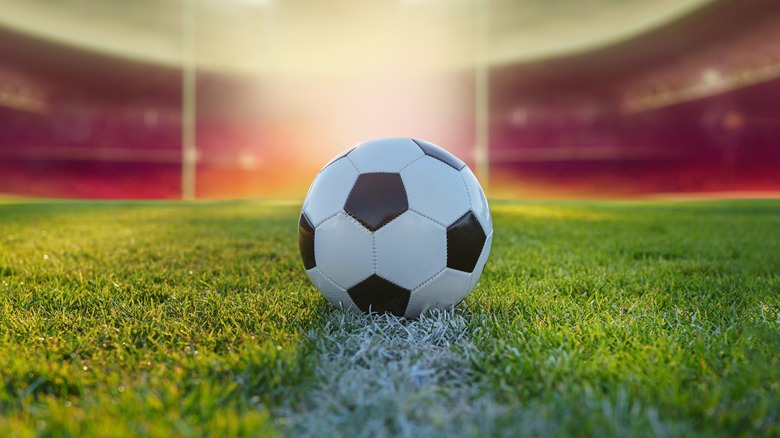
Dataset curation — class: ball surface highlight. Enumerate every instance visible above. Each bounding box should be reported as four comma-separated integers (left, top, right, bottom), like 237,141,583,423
298,138,492,318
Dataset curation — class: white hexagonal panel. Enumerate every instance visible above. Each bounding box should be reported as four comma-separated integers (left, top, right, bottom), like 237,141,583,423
306,267,358,312
314,212,374,289
468,231,493,292
321,146,356,169
402,156,470,227
347,138,424,173
460,166,492,234
375,211,446,290
303,157,359,227
406,268,472,319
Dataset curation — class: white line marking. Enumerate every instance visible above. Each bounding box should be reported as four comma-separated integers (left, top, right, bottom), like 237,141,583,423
276,309,507,438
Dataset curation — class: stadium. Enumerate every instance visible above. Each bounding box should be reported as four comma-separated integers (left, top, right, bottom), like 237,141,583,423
1,0,778,436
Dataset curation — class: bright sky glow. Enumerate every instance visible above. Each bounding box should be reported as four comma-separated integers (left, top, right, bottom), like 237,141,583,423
0,0,716,76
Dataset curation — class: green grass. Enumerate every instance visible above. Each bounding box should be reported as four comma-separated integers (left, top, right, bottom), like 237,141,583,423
0,199,778,436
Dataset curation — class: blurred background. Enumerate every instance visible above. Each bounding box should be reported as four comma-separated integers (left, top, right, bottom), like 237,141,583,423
0,0,778,200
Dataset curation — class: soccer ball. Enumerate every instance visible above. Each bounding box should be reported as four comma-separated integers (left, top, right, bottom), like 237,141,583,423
298,137,492,319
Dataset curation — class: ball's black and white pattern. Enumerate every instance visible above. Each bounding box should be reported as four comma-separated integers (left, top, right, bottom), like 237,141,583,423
299,137,492,319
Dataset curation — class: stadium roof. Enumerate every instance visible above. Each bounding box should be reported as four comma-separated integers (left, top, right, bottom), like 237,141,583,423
1,0,778,109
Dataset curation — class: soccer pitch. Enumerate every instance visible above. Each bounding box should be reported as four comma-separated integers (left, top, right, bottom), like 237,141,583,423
0,199,778,437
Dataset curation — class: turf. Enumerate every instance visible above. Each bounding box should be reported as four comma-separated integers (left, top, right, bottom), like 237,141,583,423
0,199,778,437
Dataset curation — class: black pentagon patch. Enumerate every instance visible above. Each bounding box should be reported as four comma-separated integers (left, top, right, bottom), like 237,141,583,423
446,211,486,272
348,274,411,317
412,139,466,170
344,173,408,231
298,212,316,270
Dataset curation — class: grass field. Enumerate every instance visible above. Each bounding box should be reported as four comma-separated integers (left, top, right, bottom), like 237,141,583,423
0,198,778,437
